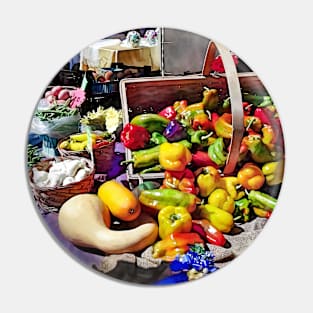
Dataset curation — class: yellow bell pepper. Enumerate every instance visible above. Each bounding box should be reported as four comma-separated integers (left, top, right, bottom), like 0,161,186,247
159,142,192,172
208,188,235,214
262,160,284,186
158,206,192,239
217,176,239,199
197,204,234,233
196,166,221,197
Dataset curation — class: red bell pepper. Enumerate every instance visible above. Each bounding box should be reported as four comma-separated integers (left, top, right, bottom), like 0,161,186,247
210,112,220,130
211,54,239,73
192,219,226,247
158,105,177,121
243,102,253,116
120,123,150,150
162,168,199,195
191,150,218,168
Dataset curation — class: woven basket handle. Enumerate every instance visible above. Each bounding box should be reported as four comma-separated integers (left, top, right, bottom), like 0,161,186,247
202,40,244,175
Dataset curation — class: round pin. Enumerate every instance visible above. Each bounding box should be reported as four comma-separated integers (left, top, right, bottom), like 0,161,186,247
26,27,285,285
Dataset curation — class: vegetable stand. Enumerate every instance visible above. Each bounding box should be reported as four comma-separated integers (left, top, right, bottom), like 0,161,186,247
27,32,284,285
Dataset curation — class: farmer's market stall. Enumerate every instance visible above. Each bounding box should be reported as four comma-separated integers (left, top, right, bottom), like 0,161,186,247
26,32,284,285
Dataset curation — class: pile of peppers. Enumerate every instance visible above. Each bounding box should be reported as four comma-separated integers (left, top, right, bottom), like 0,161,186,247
119,86,284,280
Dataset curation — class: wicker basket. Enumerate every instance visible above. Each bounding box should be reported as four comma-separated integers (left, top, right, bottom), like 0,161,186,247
57,133,116,173
120,40,270,180
28,156,95,213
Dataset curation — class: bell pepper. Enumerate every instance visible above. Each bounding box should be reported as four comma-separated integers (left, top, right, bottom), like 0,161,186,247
192,219,226,246
159,142,192,172
222,99,253,116
173,99,188,114
192,112,211,130
152,232,204,262
254,107,272,125
254,107,283,146
201,87,219,111
208,137,227,167
161,169,199,195
130,113,169,133
178,169,199,195
139,188,200,213
196,165,221,197
210,112,220,130
150,132,168,145
244,116,262,133
158,206,192,239
161,172,180,190
248,190,277,212
253,207,272,219
237,162,265,190
180,108,204,128
196,204,234,233
261,125,276,150
217,176,240,199
124,140,192,170
214,113,232,139
191,150,218,168
158,105,177,121
163,120,187,142
120,123,150,150
242,93,273,107
262,160,284,186
189,129,212,146
211,54,239,73
207,188,235,214
234,197,251,223
178,88,217,126
121,144,160,169
242,134,275,163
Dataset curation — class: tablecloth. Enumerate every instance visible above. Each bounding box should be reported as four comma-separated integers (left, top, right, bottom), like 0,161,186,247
80,43,161,71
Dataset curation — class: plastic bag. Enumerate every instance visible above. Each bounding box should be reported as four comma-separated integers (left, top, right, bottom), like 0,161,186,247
30,100,81,139
31,113,81,139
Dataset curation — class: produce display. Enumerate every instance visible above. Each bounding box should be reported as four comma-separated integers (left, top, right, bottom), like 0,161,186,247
26,32,285,286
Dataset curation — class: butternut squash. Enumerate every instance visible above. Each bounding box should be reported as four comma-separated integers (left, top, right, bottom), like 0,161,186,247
98,180,141,222
58,193,158,254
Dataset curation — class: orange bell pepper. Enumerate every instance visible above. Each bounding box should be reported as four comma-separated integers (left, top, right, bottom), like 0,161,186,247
237,162,265,190
152,232,204,261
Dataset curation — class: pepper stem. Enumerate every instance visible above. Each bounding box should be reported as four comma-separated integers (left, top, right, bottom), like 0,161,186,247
170,214,180,223
201,131,214,140
120,159,134,166
245,117,256,131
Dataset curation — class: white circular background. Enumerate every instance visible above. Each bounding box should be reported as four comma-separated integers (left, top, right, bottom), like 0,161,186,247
1,1,312,312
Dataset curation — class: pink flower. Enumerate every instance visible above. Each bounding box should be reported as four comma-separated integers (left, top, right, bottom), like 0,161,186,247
69,88,86,108
211,54,239,73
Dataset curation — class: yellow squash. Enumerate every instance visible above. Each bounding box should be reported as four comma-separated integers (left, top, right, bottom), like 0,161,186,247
98,180,141,222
